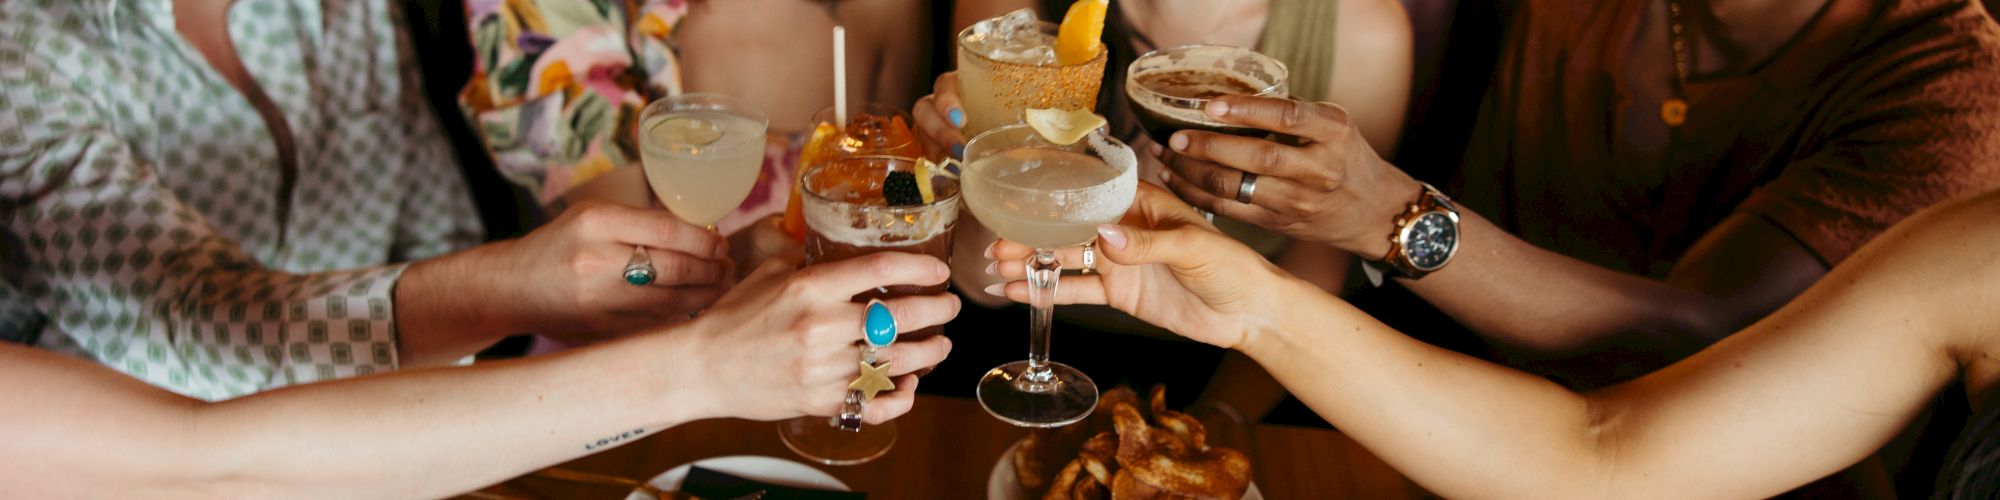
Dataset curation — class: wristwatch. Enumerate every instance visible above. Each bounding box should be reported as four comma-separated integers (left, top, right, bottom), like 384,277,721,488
1363,182,1461,286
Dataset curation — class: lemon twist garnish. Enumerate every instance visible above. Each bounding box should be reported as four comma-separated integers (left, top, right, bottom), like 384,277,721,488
1025,108,1108,145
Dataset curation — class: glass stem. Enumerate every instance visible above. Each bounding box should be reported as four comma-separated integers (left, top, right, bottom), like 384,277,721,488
1024,248,1060,385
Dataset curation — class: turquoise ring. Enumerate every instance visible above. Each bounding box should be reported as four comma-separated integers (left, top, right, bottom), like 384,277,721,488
863,299,897,348
624,245,656,286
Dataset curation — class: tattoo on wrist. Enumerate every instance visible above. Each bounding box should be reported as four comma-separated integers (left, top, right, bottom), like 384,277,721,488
583,428,647,451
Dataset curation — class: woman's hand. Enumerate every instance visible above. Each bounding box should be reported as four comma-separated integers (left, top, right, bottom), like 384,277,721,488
912,71,968,161
687,251,959,423
986,185,1287,349
493,200,734,338
1159,96,1419,259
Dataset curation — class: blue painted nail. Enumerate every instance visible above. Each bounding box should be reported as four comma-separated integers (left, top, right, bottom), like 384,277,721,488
864,299,898,347
949,108,965,128
950,143,965,159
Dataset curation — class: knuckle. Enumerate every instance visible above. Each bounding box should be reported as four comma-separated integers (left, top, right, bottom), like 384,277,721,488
1257,143,1287,172
1280,100,1311,130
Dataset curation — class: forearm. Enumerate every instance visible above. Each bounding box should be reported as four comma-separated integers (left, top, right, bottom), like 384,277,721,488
1397,209,1728,359
0,334,703,499
1240,276,1605,498
393,240,537,366
189,333,699,498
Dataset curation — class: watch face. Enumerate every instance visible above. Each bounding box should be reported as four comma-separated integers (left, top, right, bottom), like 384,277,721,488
1402,211,1458,271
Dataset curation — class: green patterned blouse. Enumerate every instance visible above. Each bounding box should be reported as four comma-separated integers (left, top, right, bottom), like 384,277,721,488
0,0,483,400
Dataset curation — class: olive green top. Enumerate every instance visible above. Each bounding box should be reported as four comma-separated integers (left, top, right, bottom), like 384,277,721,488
1259,0,1339,102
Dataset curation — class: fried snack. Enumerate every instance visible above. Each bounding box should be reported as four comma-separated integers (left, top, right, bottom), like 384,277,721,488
1045,433,1119,500
1017,387,1141,494
1110,404,1252,499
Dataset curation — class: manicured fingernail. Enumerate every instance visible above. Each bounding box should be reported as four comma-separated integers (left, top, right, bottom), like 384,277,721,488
1169,133,1188,151
949,108,965,127
1149,142,1164,155
950,143,965,159
983,241,996,259
1097,225,1128,250
1206,100,1231,117
1158,169,1172,183
983,283,1006,296
983,261,999,276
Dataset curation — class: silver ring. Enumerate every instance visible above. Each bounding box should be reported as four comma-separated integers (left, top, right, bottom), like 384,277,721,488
835,390,865,432
1235,172,1259,204
623,245,656,286
1080,242,1097,275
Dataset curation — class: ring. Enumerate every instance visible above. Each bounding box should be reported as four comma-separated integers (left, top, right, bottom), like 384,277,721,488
1080,242,1097,275
842,300,899,431
1236,172,1259,204
623,245,656,286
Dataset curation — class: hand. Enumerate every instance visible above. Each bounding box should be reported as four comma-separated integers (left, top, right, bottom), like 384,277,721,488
986,185,1286,349
687,251,959,423
496,200,733,338
912,71,968,161
1160,96,1419,258
728,215,803,280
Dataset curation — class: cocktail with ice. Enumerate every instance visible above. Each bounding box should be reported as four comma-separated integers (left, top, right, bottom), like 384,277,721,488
777,155,959,464
956,8,1109,137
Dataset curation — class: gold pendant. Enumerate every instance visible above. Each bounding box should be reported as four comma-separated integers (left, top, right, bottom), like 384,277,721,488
1661,98,1689,127
848,360,896,402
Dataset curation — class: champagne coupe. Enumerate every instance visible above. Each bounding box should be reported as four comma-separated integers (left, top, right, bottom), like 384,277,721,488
963,124,1138,427
638,93,769,229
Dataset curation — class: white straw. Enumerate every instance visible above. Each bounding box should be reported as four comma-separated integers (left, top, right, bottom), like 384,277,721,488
833,26,848,125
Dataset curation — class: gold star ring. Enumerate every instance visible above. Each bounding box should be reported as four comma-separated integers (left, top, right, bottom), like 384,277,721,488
848,360,896,402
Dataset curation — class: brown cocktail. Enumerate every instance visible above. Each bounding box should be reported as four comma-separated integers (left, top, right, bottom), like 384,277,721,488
1125,45,1289,145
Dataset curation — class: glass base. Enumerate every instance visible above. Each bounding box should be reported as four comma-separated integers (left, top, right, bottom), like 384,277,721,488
976,360,1099,428
776,417,897,466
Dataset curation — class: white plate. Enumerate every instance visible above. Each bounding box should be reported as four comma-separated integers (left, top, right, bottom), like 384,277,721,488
986,439,1263,500
626,455,850,500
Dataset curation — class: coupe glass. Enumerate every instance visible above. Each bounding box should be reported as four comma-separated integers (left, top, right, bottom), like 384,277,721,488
638,93,769,228
962,124,1138,427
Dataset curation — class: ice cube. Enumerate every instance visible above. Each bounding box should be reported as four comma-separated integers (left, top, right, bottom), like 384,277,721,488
972,8,1039,39
966,9,1056,64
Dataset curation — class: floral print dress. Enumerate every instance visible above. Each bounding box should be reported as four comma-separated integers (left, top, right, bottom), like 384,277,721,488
460,0,800,235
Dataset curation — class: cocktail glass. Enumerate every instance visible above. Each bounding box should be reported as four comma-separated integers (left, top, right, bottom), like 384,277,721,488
962,124,1138,427
1125,44,1289,145
638,93,770,229
956,14,1109,138
777,155,960,464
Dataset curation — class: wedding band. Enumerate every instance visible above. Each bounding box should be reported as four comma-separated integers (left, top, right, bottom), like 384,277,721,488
623,245,656,286
1236,172,1259,204
1080,242,1097,275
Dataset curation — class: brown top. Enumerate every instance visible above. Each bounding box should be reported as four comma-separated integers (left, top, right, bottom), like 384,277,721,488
1451,0,2000,277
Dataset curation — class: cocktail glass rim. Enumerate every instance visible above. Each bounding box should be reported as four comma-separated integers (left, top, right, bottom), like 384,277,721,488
808,104,921,160
637,92,770,156
956,19,1110,70
800,155,963,213
1125,44,1291,110
962,124,1135,196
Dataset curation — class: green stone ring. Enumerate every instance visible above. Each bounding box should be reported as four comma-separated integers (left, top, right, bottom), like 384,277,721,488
624,246,656,286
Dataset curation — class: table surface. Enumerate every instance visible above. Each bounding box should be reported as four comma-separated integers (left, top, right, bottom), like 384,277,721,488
468,395,1428,499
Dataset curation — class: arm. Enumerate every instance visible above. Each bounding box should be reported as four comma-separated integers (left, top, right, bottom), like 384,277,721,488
1163,62,1998,364
0,251,959,499
0,336,701,499
993,187,1994,498
1241,191,1989,498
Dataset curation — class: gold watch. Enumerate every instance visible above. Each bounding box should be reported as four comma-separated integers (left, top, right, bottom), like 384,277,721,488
1363,182,1461,285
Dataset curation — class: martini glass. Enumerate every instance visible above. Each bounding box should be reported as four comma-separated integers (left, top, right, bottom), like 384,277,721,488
962,124,1138,427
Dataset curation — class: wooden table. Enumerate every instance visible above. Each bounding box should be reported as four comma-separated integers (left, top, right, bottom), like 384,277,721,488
469,395,1427,499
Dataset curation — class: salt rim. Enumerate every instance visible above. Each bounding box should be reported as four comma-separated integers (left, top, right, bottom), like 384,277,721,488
1055,130,1139,223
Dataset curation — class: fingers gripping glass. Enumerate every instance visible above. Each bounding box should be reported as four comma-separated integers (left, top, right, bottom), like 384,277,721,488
962,124,1138,427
